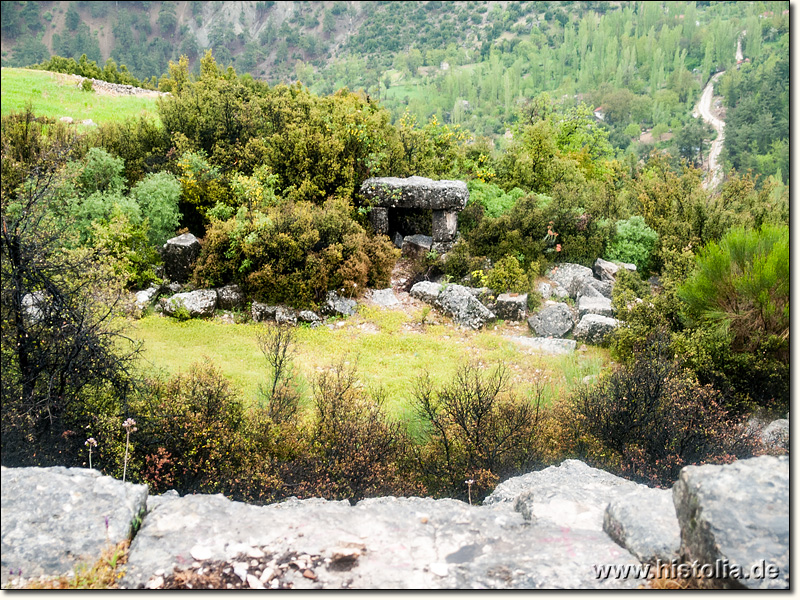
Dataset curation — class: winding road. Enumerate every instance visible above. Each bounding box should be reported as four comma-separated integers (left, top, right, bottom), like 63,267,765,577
693,32,745,190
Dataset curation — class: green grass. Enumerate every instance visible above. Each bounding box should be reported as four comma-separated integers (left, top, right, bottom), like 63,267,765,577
125,304,611,425
1,67,161,125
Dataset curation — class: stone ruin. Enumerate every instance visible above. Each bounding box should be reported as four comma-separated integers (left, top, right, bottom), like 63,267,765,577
359,176,468,253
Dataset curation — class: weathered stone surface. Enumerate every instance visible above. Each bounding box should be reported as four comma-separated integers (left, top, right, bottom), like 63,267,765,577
370,288,400,308
507,336,576,355
393,231,404,248
275,307,298,326
323,291,357,317
370,207,389,236
485,459,642,532
603,487,681,564
162,233,201,284
435,284,495,329
527,302,574,338
216,284,244,310
360,176,469,211
579,278,614,300
672,455,788,589
401,234,433,257
593,258,620,282
760,419,789,450
577,295,614,319
547,263,594,298
536,282,552,299
1,467,148,585
120,489,637,590
409,281,442,304
298,310,322,324
431,210,458,242
494,293,527,321
160,289,218,318
574,314,619,345
134,286,160,311
251,302,278,322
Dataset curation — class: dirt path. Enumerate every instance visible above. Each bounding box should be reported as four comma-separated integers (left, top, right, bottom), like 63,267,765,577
693,31,745,191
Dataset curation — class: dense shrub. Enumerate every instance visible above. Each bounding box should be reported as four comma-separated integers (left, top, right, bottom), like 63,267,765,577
411,364,547,502
193,197,399,307
571,333,760,487
605,216,659,273
129,171,182,245
466,179,527,218
485,254,528,295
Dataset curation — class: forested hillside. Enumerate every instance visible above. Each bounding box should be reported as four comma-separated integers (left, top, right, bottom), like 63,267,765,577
0,1,790,179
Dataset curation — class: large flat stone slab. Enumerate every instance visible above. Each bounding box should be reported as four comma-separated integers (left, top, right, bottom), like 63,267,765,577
507,336,576,355
1,467,148,585
121,492,639,589
360,177,469,210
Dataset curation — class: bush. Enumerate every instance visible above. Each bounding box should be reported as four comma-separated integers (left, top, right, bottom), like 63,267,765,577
466,180,527,218
605,216,659,273
571,333,760,487
485,254,528,294
193,197,399,308
679,224,788,359
411,364,547,502
130,171,182,246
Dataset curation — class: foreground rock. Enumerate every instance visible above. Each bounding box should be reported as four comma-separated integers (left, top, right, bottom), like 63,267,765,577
577,295,614,319
485,460,644,532
672,455,788,589
760,419,789,451
527,303,575,338
134,286,161,311
1,467,148,586
435,284,495,329
603,487,681,564
160,289,218,318
121,491,637,589
574,314,619,345
216,284,244,310
593,258,636,283
161,233,201,284
401,234,433,258
369,288,400,308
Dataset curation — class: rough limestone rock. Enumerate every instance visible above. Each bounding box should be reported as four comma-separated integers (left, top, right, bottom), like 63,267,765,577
409,281,443,304
251,302,278,322
323,291,357,317
494,293,527,321
162,233,201,284
592,258,634,282
401,234,433,258
536,282,552,300
672,455,788,589
275,307,298,326
392,231,404,248
527,302,575,338
120,490,638,589
574,314,619,345
577,296,614,319
435,284,495,329
298,310,322,325
1,467,148,585
216,284,244,310
603,487,681,564
507,336,576,355
547,263,594,298
134,286,160,311
360,176,469,211
485,459,642,532
760,419,789,450
160,289,218,318
578,278,614,300
370,288,400,308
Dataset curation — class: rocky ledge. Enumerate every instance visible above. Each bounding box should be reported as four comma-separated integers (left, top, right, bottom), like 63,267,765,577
1,456,788,590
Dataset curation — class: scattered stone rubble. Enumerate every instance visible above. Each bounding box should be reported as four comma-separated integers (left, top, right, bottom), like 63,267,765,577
1,454,788,590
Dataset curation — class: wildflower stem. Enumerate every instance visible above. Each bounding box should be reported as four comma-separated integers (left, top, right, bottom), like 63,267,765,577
122,431,130,483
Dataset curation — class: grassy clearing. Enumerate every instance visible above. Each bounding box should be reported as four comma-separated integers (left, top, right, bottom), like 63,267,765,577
1,68,161,125
125,304,610,425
